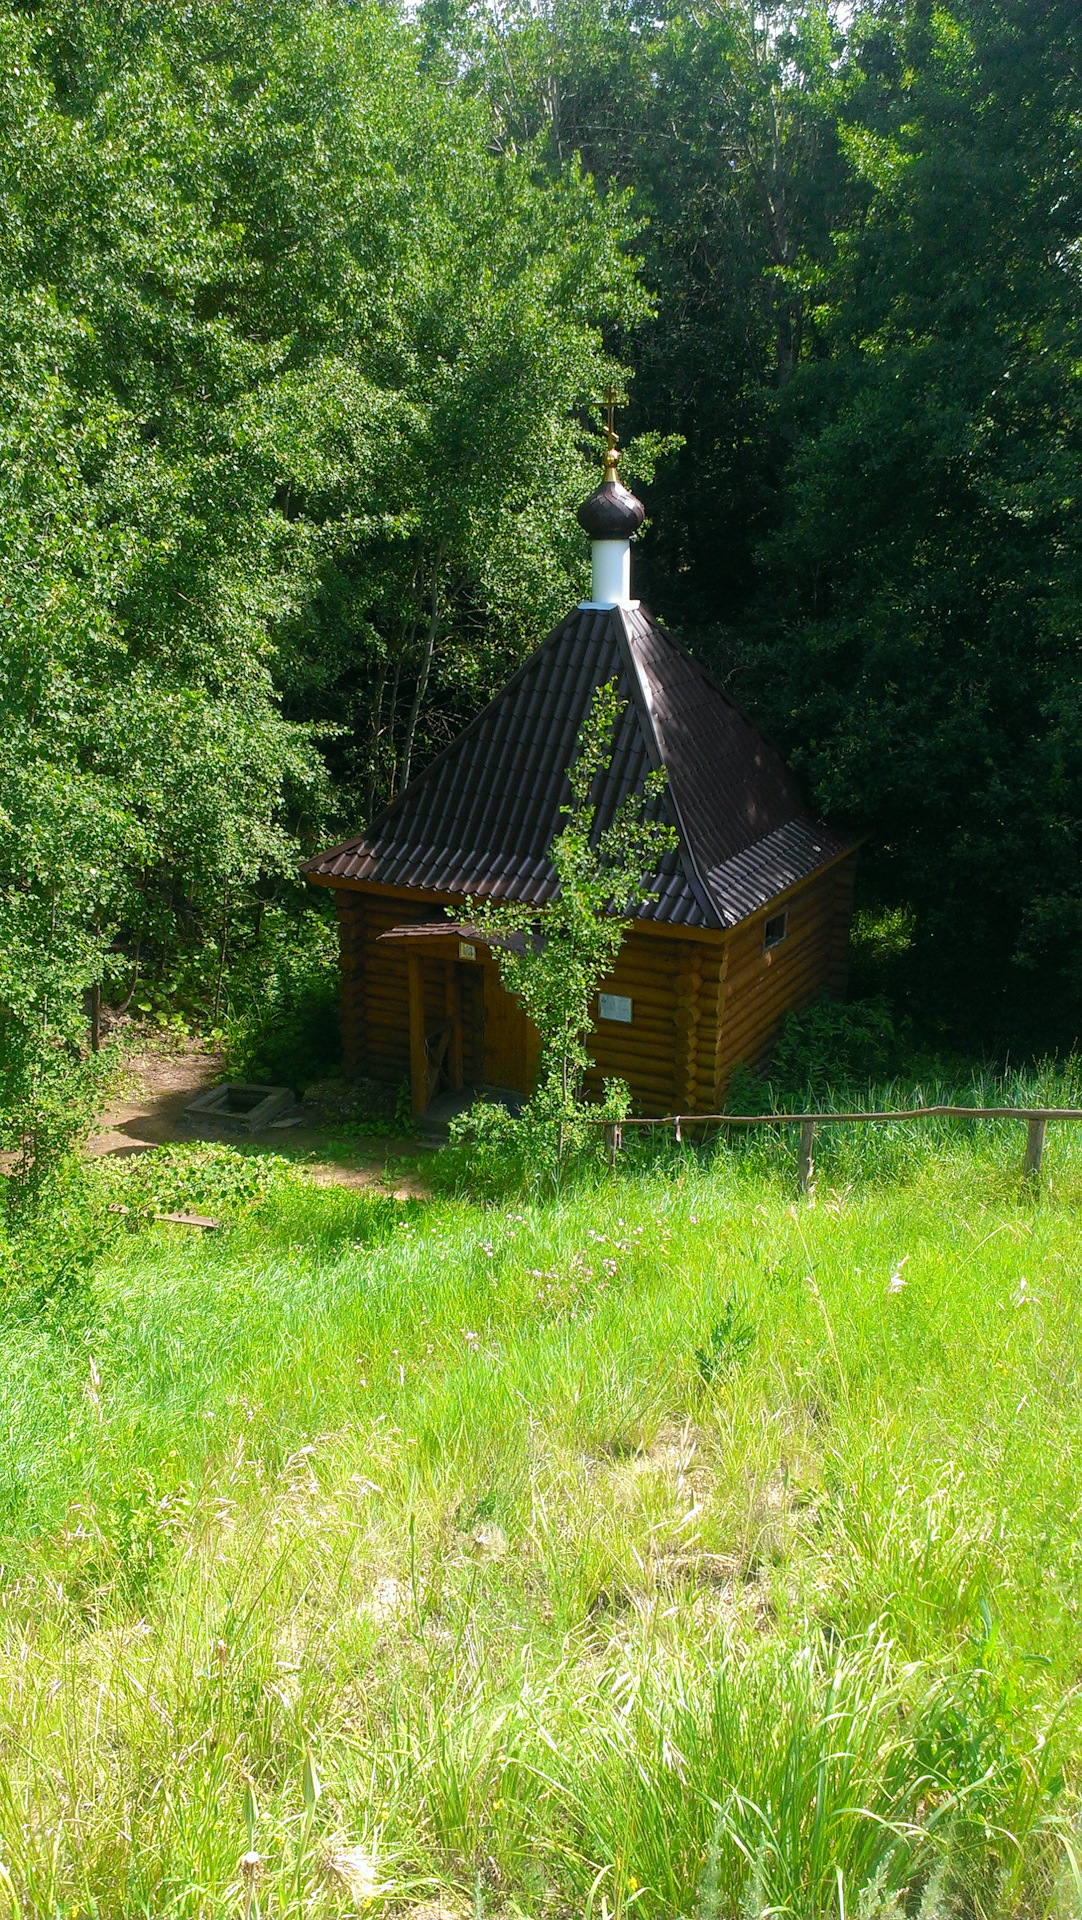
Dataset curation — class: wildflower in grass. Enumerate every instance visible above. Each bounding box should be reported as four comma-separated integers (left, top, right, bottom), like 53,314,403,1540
239,1850,263,1920
325,1846,381,1908
464,1521,507,1562
887,1255,909,1293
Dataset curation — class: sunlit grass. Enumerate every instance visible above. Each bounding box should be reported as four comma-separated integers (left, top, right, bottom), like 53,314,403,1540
1,1119,1082,1917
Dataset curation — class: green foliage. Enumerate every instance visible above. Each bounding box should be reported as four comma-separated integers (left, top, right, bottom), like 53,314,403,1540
222,907,341,1092
0,0,644,1178
441,1074,629,1196
431,0,1082,1051
771,997,899,1101
694,1291,756,1384
433,0,851,622
738,0,1082,1046
848,906,917,999
444,1093,521,1176
0,1159,105,1305
727,997,898,1113
470,679,676,1181
0,1032,114,1223
394,1078,415,1137
97,1141,302,1222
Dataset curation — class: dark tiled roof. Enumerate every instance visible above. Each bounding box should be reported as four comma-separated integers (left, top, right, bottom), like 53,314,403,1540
303,603,855,929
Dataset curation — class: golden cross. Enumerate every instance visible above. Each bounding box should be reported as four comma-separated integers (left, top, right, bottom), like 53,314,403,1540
603,386,620,479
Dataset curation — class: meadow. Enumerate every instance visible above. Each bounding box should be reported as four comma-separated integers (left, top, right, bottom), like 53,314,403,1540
1,1116,1082,1919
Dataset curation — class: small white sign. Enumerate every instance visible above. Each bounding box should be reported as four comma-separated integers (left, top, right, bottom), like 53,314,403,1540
458,941,476,960
599,992,632,1024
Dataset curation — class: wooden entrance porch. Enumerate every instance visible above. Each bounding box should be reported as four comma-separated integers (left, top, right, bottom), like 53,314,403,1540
377,923,540,1116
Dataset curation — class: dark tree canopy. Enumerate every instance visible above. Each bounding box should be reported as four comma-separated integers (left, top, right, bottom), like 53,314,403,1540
742,0,1082,1046
3,0,1081,1166
435,0,1082,1047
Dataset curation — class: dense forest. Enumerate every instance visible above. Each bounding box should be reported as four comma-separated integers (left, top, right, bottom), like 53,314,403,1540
2,0,1081,1159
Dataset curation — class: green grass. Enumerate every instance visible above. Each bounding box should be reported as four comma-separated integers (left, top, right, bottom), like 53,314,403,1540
2,1119,1082,1918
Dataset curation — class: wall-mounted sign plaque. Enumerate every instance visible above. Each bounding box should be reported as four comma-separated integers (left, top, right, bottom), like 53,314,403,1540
599,993,633,1023
459,941,476,960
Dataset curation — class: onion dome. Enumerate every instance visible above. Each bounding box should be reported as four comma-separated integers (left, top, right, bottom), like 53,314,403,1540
576,440,645,539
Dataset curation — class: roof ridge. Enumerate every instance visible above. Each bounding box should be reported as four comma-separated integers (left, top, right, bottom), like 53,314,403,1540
612,606,723,930
627,603,741,709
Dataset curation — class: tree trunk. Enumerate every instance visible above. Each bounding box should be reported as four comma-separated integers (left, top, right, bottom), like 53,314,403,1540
364,654,389,824
117,938,142,1015
397,543,445,796
212,888,229,1025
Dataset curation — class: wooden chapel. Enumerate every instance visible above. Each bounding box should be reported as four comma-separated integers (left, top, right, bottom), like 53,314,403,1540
303,417,858,1118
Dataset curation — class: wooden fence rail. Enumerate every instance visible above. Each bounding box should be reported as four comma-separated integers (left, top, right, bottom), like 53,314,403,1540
598,1106,1082,1188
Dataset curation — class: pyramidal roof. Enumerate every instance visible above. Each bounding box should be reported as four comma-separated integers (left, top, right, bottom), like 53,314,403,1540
303,602,853,930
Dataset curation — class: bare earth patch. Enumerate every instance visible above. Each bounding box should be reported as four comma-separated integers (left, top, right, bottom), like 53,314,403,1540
86,1035,428,1196
88,1039,222,1157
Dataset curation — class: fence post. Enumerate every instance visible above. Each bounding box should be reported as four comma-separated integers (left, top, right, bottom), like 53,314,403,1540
797,1119,816,1193
1023,1117,1047,1182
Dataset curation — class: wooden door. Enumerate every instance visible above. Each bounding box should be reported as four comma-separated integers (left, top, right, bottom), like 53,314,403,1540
482,963,539,1096
457,962,485,1087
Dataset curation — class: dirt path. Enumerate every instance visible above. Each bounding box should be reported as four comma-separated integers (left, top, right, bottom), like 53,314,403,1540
88,1042,222,1156
88,1040,430,1198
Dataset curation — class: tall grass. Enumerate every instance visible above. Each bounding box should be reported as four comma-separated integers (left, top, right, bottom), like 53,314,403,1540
641,1054,1082,1197
1,1108,1081,1915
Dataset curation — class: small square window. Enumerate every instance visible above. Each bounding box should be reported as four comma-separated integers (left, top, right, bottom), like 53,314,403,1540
763,910,788,951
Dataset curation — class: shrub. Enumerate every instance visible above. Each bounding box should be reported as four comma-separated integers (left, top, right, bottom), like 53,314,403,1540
0,1157,105,1304
729,997,900,1111
440,1077,630,1197
97,1141,301,1221
771,996,897,1098
222,907,340,1092
0,1033,114,1222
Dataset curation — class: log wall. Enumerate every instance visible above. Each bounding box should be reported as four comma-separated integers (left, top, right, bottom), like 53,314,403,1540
584,927,728,1118
334,854,857,1114
336,889,433,1087
714,854,858,1090
337,888,527,1098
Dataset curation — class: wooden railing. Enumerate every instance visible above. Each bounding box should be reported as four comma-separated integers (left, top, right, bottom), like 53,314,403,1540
601,1106,1082,1187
